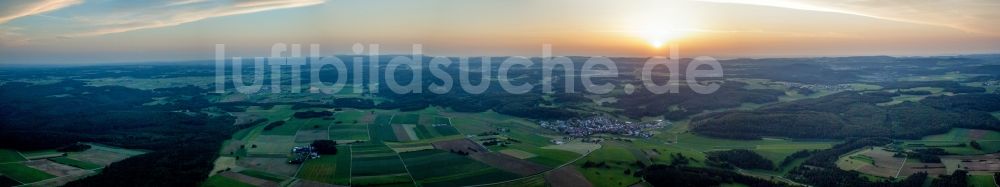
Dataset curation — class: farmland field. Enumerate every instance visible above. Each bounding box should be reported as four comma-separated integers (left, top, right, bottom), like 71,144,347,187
19,150,62,160
351,145,409,177
202,174,254,187
245,135,296,156
297,148,351,185
369,114,399,143
835,147,906,178
392,113,420,124
902,128,1000,155
236,157,300,177
49,157,102,170
576,145,642,187
969,174,997,187
329,124,370,141
0,163,57,184
0,149,25,163
400,149,520,186
237,170,287,182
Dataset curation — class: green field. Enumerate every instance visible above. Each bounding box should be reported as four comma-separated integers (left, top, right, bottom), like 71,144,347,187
400,150,519,186
0,149,25,163
297,147,351,185
433,125,461,136
330,124,370,141
238,170,287,182
19,150,62,159
370,114,398,143
392,114,420,124
576,145,642,187
351,174,414,187
902,128,1000,155
484,174,547,187
351,145,409,177
201,175,254,187
0,163,57,184
264,118,331,136
334,110,366,124
753,143,833,164
244,105,295,122
450,118,493,135
49,157,102,170
969,175,996,187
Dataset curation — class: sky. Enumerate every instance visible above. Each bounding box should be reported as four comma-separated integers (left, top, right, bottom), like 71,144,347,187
0,0,998,64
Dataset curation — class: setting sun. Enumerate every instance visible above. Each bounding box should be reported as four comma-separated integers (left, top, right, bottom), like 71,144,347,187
636,28,686,48
623,3,699,49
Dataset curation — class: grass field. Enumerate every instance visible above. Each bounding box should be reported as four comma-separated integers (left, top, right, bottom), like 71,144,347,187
0,163,57,183
370,114,398,143
834,147,905,178
351,174,414,187
237,170,287,182
969,174,996,187
485,174,547,187
334,110,367,124
666,132,837,162
576,145,642,187
434,125,461,136
244,105,295,123
0,149,25,163
753,143,833,164
245,135,296,156
297,147,351,185
351,145,409,177
201,174,254,187
400,149,519,186
330,124,370,141
49,157,102,170
392,114,420,124
419,168,520,187
450,117,493,135
264,118,332,136
19,150,62,160
902,128,1000,155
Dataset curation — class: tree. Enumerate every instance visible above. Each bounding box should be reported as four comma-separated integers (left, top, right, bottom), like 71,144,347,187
311,140,338,155
970,140,982,150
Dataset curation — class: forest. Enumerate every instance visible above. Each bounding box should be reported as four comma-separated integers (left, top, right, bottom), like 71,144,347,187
705,149,775,170
691,91,1000,139
0,80,236,186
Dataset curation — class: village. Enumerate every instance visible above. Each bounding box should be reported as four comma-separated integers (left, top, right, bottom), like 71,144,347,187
539,116,668,138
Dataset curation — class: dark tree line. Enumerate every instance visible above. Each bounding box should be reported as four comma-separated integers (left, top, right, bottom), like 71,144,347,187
787,138,931,187
639,165,791,187
0,80,237,186
293,111,333,119
691,91,1000,140
706,149,775,170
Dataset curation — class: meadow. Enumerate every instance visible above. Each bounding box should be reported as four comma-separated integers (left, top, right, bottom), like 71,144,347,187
0,163,56,184
296,147,351,185
400,149,520,186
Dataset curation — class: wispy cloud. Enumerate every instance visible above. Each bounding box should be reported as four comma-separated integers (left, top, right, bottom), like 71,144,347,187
0,0,82,24
696,0,1000,35
62,0,324,37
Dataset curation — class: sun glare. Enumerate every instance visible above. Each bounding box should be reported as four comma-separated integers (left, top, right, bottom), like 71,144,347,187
624,3,699,49
637,28,685,48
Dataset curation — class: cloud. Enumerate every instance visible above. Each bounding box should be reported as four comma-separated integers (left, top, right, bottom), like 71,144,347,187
696,0,1000,35
0,26,31,46
62,0,324,37
0,0,82,24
